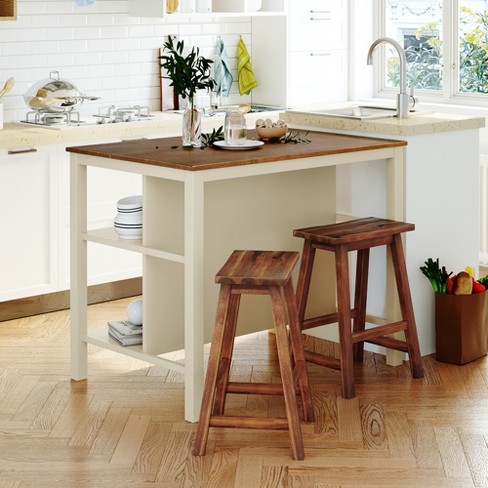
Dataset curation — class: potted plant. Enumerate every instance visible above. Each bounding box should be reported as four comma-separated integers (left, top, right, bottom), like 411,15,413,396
160,36,214,148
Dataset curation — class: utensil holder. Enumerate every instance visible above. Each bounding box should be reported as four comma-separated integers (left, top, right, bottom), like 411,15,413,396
0,102,3,130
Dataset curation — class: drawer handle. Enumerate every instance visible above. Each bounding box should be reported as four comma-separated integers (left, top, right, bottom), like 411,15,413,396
310,10,331,13
8,148,38,155
310,52,331,56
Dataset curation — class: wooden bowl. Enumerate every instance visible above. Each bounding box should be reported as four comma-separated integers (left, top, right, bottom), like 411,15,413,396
256,126,287,140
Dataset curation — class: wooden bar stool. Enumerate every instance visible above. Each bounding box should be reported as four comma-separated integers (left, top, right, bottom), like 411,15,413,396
293,217,424,399
193,250,315,461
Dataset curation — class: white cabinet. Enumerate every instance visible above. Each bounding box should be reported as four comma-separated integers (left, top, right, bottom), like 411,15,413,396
0,141,143,302
252,0,348,108
0,145,60,301
130,0,286,18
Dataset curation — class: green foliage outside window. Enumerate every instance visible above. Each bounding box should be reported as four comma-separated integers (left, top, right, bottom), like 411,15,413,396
387,7,488,94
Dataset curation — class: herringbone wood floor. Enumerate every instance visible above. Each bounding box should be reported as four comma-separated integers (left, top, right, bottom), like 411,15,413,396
0,297,487,487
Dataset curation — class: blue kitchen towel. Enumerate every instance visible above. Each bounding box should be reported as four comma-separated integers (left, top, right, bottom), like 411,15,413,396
213,38,233,97
74,0,96,5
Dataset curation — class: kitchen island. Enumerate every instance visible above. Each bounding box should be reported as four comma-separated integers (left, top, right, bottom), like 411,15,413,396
67,130,407,422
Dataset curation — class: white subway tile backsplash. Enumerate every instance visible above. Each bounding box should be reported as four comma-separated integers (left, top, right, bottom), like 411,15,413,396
1,0,253,122
19,2,46,15
45,27,75,41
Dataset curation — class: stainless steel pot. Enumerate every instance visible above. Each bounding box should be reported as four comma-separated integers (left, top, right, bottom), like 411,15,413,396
24,70,99,113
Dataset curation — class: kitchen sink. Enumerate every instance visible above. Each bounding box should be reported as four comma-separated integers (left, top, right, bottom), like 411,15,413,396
292,105,425,120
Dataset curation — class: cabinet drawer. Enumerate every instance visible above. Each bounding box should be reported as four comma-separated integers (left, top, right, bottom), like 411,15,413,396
289,0,345,16
290,11,346,51
289,50,347,89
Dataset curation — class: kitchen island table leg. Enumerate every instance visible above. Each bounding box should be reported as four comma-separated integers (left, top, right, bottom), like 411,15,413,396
183,173,205,422
386,146,406,367
70,155,88,381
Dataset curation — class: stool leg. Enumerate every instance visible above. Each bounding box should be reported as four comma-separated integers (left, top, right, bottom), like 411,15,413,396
212,292,241,415
390,235,424,378
193,284,233,456
270,285,305,461
353,248,370,362
283,280,315,423
295,239,316,326
335,244,356,399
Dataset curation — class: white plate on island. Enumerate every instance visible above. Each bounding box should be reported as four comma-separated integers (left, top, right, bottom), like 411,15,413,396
213,140,264,150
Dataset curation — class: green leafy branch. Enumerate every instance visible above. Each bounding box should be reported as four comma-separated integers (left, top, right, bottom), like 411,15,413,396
159,36,214,103
267,130,311,144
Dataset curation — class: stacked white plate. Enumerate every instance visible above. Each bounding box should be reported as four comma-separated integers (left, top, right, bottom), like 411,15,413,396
114,195,142,239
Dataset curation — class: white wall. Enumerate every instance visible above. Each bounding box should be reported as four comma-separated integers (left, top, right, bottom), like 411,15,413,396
0,0,253,122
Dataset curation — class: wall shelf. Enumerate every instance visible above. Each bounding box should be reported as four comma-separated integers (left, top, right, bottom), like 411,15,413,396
129,0,285,18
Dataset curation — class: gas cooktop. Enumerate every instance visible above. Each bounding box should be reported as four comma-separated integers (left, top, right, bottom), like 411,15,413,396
20,105,154,129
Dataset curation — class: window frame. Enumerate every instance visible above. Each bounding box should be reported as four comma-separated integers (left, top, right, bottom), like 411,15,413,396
373,0,488,107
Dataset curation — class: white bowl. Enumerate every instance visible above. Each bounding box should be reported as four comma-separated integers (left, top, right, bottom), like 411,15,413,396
117,195,142,212
114,226,142,239
114,212,142,225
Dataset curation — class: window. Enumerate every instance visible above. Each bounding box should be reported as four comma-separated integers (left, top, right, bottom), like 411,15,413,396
377,0,488,103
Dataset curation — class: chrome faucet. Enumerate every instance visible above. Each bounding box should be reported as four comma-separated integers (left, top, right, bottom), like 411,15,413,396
367,37,412,118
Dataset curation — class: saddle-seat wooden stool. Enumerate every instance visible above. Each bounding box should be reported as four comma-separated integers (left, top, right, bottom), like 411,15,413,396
293,217,424,399
192,250,315,460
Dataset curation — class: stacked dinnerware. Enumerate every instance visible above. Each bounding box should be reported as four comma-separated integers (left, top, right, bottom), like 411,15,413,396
114,195,142,239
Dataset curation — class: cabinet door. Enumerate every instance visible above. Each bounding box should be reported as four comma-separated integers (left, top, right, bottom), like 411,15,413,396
289,0,346,52
288,50,348,105
0,146,59,301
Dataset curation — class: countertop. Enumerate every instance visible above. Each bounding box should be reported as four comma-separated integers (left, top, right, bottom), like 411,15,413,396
67,130,407,171
282,109,485,136
0,108,485,150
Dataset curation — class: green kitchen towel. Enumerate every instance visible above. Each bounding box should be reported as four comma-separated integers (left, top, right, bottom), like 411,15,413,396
237,37,258,95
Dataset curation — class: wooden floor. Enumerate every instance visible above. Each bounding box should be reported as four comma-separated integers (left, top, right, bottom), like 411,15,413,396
1,297,488,487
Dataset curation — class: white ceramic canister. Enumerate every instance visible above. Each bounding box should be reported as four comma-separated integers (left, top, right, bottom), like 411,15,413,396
179,0,196,13
196,0,211,13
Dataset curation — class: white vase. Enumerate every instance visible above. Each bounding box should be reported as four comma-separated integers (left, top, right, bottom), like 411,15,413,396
245,0,262,12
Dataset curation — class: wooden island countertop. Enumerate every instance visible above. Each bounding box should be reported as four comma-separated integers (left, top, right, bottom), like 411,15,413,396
66,130,407,171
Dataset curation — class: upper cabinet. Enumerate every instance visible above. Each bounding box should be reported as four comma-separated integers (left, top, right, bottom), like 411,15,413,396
0,0,16,20
251,0,348,108
130,0,286,18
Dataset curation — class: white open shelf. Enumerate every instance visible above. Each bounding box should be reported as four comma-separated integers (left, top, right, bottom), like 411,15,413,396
85,227,185,263
86,328,186,373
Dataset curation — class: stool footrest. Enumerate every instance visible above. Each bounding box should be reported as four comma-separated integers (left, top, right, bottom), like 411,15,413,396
227,382,284,395
352,320,408,343
304,351,341,370
364,335,409,352
302,310,360,331
209,416,290,430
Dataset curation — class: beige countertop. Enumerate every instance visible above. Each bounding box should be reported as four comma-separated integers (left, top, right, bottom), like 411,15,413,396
0,108,485,150
0,111,277,150
282,109,486,136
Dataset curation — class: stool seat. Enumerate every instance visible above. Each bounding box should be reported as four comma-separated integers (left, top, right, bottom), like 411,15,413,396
294,217,415,248
193,250,314,460
294,217,424,399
